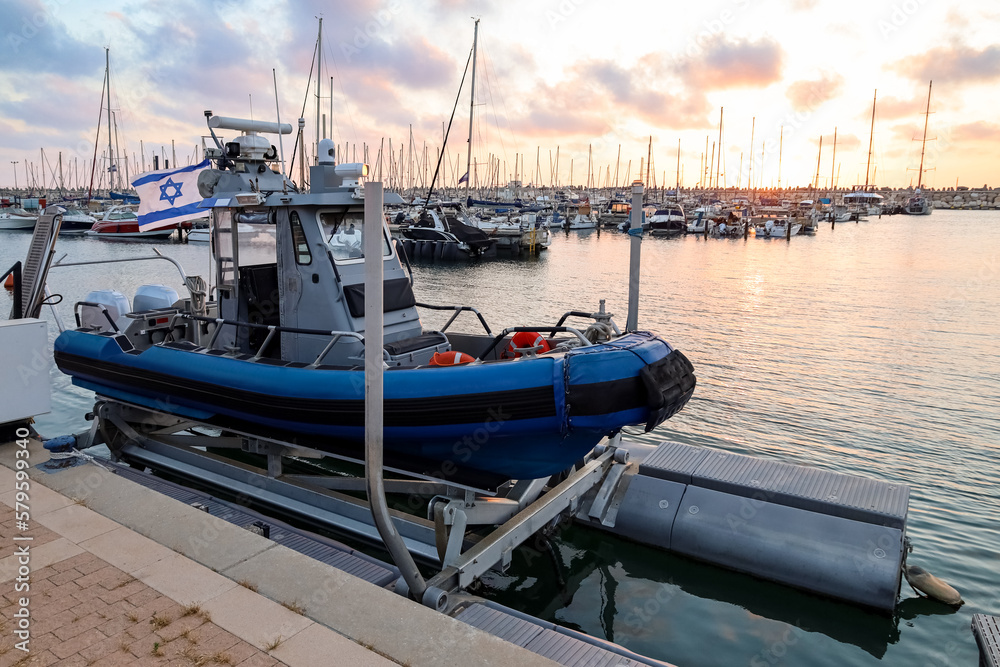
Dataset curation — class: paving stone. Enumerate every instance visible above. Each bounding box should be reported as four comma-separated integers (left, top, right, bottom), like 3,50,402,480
51,626,108,659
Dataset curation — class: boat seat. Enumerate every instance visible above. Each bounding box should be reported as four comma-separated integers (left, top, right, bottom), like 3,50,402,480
383,331,449,356
383,331,451,366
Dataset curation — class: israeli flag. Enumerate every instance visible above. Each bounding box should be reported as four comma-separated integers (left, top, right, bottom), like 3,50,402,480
132,160,210,231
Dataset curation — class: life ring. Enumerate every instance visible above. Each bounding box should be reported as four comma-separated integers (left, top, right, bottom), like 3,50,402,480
504,331,551,359
429,351,475,366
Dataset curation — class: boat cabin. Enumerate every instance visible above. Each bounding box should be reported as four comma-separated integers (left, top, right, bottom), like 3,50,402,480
197,119,433,367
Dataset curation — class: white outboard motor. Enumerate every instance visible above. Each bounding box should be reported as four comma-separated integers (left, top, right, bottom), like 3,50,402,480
134,284,179,312
79,290,130,333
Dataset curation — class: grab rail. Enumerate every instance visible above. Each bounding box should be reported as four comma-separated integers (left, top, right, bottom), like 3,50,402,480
51,250,193,298
170,312,367,367
415,302,493,336
476,326,592,361
2,261,22,319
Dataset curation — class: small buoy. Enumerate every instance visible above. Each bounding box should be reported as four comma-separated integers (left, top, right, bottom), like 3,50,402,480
904,565,963,606
3,273,14,290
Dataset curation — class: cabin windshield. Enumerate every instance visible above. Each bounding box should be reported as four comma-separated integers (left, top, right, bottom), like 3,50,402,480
319,210,391,262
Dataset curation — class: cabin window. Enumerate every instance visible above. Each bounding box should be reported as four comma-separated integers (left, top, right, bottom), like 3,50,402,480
318,210,391,263
289,211,312,265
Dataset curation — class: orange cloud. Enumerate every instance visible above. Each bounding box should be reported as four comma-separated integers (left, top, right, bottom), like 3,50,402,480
676,37,784,90
874,95,926,120
786,73,844,111
889,44,1000,83
954,121,1000,142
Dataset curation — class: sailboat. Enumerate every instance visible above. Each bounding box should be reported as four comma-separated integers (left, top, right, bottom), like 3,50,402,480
398,18,498,257
905,81,933,216
847,90,882,218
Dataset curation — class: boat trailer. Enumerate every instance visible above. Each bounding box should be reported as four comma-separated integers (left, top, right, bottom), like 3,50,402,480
75,395,910,614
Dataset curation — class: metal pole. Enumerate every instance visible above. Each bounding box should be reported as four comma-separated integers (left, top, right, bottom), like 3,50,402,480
363,181,427,602
465,18,479,201
626,181,643,332
272,69,286,176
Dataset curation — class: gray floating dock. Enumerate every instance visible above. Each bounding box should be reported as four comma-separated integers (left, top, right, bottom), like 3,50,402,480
973,614,1000,667
639,441,909,528
599,440,910,610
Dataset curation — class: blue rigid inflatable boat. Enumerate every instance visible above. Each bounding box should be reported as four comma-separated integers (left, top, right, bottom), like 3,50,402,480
54,328,694,480
51,114,695,483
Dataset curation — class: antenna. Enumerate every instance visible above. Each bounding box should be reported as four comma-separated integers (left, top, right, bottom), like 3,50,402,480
273,68,286,175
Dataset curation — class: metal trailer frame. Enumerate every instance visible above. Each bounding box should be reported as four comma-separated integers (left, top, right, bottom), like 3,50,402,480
84,396,628,612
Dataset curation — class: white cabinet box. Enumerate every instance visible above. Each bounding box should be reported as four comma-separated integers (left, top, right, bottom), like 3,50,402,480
0,318,51,424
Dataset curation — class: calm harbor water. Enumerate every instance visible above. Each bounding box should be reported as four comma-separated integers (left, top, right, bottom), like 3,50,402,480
2,209,997,666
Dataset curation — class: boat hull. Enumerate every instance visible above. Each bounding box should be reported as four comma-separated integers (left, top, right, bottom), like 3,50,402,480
54,330,695,480
0,218,36,230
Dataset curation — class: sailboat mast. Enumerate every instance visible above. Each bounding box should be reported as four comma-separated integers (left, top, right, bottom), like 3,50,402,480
813,135,822,190
830,127,837,195
777,124,782,189
715,107,723,190
917,81,932,189
105,48,113,191
748,118,755,191
675,138,680,198
315,17,322,165
645,135,652,188
465,18,480,199
865,89,876,188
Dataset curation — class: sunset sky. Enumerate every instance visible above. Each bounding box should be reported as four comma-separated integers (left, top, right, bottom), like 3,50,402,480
1,0,998,191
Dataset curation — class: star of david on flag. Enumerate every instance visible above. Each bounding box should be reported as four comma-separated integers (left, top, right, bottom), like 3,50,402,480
159,177,184,205
131,160,210,231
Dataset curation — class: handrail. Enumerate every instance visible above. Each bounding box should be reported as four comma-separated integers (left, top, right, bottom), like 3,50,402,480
414,302,492,336
476,326,592,361
2,261,22,319
171,312,366,366
50,251,192,298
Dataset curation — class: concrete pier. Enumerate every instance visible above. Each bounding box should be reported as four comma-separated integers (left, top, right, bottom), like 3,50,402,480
0,437,559,666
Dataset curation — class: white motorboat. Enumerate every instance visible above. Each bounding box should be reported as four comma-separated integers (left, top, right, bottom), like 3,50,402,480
187,222,255,243
57,207,98,234
844,191,883,217
567,213,597,229
0,208,37,230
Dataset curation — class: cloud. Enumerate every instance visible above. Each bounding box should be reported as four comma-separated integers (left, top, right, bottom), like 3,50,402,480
785,73,845,111
954,121,1000,142
889,43,1000,83
0,0,100,75
874,94,926,120
890,123,922,143
676,36,784,89
828,133,861,152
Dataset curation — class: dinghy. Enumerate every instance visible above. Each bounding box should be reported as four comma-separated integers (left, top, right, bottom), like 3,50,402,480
54,113,696,481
